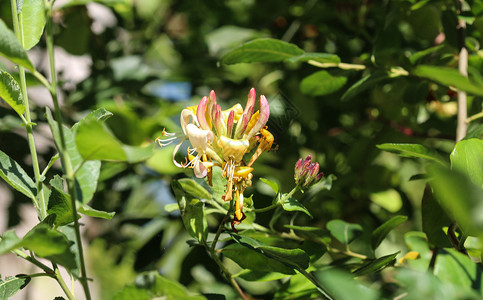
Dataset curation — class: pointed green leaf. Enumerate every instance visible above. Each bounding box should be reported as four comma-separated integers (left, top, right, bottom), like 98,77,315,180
0,19,34,70
372,215,408,249
353,252,399,276
327,219,363,244
450,138,483,187
46,108,101,203
47,177,78,227
20,0,46,50
377,143,448,166
0,275,30,299
0,230,21,255
260,177,279,194
223,243,295,275
412,65,483,96
21,224,71,257
221,38,304,64
282,196,312,218
287,52,341,64
0,149,36,199
300,71,347,96
77,202,115,219
178,178,212,200
0,71,25,116
230,234,310,271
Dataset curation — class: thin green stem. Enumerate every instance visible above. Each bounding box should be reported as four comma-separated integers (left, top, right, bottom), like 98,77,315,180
12,248,55,274
467,111,483,123
44,2,91,299
53,264,76,300
210,201,233,252
10,0,47,219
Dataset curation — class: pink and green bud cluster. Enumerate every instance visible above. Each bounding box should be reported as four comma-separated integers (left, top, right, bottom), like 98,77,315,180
294,155,324,188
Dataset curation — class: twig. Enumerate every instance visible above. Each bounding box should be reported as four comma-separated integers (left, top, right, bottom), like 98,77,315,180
456,0,468,141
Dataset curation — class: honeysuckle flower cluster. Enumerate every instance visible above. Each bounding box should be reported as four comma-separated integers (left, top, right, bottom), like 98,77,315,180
157,88,273,227
294,155,324,189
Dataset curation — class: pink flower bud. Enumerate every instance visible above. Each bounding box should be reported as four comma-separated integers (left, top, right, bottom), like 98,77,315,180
196,96,210,130
226,110,235,137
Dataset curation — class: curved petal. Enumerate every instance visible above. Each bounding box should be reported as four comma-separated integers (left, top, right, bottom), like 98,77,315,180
243,88,256,120
244,95,270,139
226,110,235,137
196,96,210,130
181,109,198,135
193,159,208,178
172,138,187,168
185,123,214,152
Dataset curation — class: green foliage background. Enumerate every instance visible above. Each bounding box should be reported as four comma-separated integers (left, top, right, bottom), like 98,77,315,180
1,0,483,299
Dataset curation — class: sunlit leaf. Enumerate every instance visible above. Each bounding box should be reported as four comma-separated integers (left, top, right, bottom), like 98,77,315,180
0,275,30,299
287,52,341,64
0,71,25,116
429,165,483,237
221,38,304,64
178,178,212,200
77,203,115,219
282,196,312,218
20,0,46,50
0,149,36,200
260,177,279,195
450,138,483,187
412,65,483,96
0,19,34,70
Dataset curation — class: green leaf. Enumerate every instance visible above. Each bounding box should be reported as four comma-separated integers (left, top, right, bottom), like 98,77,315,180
172,180,207,242
287,52,341,64
113,271,206,300
222,243,295,275
46,108,101,203
47,177,78,227
0,71,25,116
282,196,312,218
221,38,304,64
211,166,227,202
0,230,21,255
0,19,34,70
376,143,448,166
20,0,46,50
428,164,483,237
0,149,36,199
340,71,390,101
434,248,483,294
421,186,452,248
230,233,310,271
77,203,115,219
412,65,483,96
300,71,347,96
0,275,30,299
21,224,71,257
327,219,363,244
274,273,319,300
74,117,153,163
372,215,408,249
353,252,399,276
450,138,483,187
75,118,127,161
177,178,212,200
259,177,279,194
234,269,289,282
314,268,378,300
